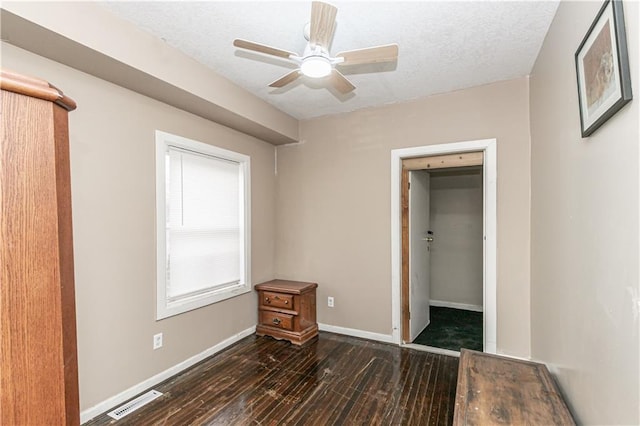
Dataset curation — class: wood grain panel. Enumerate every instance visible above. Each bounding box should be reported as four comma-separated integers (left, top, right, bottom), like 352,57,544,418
261,291,294,310
403,152,483,171
259,311,294,331
1,76,78,425
401,167,410,343
254,279,317,294
84,332,459,425
453,349,574,425
310,1,337,49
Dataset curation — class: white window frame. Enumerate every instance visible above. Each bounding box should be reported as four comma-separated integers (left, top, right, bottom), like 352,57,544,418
155,130,251,320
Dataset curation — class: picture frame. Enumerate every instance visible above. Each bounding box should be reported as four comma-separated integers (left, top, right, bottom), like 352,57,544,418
575,0,632,138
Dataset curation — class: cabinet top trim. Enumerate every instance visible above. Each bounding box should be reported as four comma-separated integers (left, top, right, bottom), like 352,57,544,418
1,69,76,111
255,279,318,294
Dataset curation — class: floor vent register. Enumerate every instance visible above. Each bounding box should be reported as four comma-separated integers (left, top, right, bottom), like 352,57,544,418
107,390,163,420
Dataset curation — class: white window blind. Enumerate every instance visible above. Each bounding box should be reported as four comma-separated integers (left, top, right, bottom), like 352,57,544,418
156,131,250,320
166,147,244,300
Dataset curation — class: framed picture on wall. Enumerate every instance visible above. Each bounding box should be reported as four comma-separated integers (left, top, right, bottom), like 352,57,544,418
575,0,632,138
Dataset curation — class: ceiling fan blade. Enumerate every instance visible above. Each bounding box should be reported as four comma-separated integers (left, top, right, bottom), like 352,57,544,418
328,69,355,94
233,39,297,59
269,70,301,88
336,44,399,66
310,1,337,49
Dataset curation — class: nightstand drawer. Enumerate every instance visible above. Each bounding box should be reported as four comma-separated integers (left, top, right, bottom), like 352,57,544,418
261,291,293,310
260,311,293,331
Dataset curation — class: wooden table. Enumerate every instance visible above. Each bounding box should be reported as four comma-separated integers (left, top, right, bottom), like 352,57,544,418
453,349,575,425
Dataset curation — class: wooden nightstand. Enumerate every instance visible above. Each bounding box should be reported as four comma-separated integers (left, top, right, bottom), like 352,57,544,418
255,279,318,345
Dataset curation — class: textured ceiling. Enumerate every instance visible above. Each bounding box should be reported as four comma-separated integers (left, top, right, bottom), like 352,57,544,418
100,1,559,120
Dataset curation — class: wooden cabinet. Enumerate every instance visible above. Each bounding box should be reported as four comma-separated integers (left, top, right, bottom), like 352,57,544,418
1,70,80,425
453,349,574,425
255,280,318,345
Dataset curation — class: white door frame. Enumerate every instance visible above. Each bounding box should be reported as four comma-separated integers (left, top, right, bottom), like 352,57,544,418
390,139,497,353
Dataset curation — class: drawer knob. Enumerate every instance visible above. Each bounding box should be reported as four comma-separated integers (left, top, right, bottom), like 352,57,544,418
272,318,281,325
265,297,270,303
285,300,289,304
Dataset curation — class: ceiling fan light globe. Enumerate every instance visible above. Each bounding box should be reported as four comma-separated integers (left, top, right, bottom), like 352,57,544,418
300,56,332,78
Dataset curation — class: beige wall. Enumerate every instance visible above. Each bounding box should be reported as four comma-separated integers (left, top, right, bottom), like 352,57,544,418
529,1,639,424
2,43,276,412
1,2,298,144
429,170,483,307
275,77,532,357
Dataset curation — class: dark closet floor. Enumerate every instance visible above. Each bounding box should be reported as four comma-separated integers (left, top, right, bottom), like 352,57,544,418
412,306,483,352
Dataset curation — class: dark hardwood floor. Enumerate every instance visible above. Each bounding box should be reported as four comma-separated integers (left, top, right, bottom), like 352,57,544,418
86,332,459,425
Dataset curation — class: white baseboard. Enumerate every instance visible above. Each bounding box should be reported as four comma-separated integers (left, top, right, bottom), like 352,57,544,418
318,323,394,344
496,352,532,362
80,326,256,424
402,343,461,358
430,299,483,312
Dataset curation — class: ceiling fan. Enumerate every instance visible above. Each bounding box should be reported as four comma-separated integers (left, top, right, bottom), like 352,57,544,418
233,1,398,94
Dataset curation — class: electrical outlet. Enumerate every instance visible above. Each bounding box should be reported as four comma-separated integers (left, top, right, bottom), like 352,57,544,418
328,296,334,308
153,333,163,350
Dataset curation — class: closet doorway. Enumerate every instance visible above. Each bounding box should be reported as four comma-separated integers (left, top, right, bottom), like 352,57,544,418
404,156,483,353
391,139,497,354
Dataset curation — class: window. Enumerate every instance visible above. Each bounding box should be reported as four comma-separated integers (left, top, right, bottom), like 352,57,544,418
156,131,250,319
